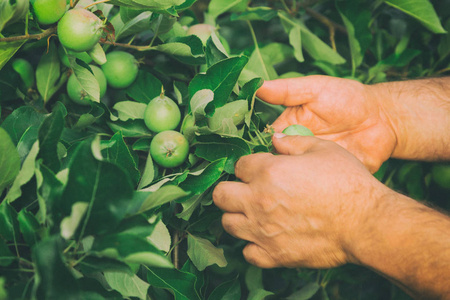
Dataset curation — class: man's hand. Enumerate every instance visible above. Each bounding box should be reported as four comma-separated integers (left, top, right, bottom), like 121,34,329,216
213,134,386,268
256,76,397,173
257,76,450,171
213,134,450,298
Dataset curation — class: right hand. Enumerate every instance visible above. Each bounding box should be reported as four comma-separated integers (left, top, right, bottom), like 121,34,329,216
256,75,397,173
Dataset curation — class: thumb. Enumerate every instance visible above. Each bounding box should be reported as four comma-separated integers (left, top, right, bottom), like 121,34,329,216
272,133,319,155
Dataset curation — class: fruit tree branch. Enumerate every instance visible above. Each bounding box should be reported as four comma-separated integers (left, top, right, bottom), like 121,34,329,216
0,27,57,43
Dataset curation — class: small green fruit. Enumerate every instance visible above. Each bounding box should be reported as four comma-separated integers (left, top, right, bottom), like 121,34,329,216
12,58,35,89
144,94,181,133
187,24,216,44
32,0,66,25
57,8,103,52
150,130,189,168
282,124,314,136
101,51,139,89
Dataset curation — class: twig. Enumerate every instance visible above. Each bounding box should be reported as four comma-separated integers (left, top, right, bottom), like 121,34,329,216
304,7,347,34
0,27,57,43
84,0,111,9
100,40,152,51
173,230,179,269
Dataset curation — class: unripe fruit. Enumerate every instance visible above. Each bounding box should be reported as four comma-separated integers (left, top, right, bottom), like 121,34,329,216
57,8,103,52
12,59,35,89
431,164,450,189
144,94,181,133
150,130,189,168
101,51,139,89
31,0,66,25
67,65,107,105
187,24,215,44
282,124,314,136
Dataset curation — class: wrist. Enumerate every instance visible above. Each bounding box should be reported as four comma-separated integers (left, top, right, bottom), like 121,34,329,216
368,78,450,161
345,187,450,298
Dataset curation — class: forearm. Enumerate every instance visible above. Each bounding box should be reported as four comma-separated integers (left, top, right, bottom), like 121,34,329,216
369,77,450,161
350,190,450,299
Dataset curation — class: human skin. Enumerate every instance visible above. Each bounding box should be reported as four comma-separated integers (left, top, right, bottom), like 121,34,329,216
213,76,450,298
255,76,450,173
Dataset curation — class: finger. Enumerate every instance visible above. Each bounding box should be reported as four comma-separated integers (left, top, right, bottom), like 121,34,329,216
221,213,254,242
234,153,273,183
213,181,253,213
256,75,329,107
242,243,278,268
272,133,320,155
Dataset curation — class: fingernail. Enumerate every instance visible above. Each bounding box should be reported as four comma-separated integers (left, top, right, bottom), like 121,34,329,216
273,133,286,139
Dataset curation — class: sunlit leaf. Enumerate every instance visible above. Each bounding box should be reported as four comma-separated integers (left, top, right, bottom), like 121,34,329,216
187,234,227,271
0,128,20,195
385,0,446,34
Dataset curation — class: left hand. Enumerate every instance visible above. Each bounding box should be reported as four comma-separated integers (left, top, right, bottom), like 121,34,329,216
213,134,389,269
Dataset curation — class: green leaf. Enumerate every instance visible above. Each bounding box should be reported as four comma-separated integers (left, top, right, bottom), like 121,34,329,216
108,0,184,10
0,238,15,267
195,135,251,174
385,0,446,34
208,0,243,18
205,33,229,68
17,210,40,246
0,40,27,71
179,158,226,195
239,77,264,101
0,202,20,242
147,218,171,252
336,0,372,73
87,43,107,65
35,162,64,225
137,151,155,189
138,185,189,213
104,272,150,300
108,119,153,137
278,11,346,65
127,70,163,104
104,131,140,186
60,202,89,240
33,236,82,299
71,62,100,103
208,278,241,300
36,42,64,103
207,100,248,131
77,256,132,275
72,103,105,130
0,0,28,32
116,11,153,41
92,233,173,268
0,128,20,195
187,234,227,271
245,266,274,300
231,7,276,21
189,56,249,109
190,89,215,120
1,106,44,145
286,282,320,300
57,138,134,236
152,37,205,65
4,141,39,203
146,267,201,300
37,103,66,173
112,101,147,121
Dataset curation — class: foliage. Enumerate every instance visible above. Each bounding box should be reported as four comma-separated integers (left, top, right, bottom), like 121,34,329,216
0,0,449,299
